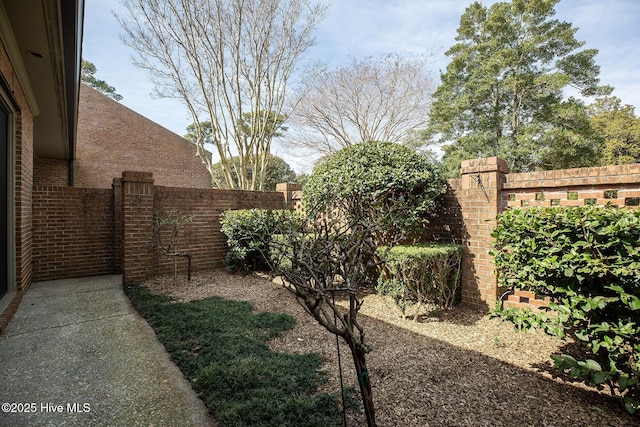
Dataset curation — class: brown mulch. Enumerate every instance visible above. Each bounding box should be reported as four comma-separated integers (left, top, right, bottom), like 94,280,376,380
140,270,639,427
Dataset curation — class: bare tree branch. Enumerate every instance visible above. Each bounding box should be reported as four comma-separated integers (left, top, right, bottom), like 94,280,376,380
285,53,436,155
116,0,326,189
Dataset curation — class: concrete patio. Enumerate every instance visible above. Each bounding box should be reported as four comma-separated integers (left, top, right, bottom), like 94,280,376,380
0,275,216,426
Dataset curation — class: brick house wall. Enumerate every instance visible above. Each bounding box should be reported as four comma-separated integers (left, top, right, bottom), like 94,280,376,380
33,84,212,189
32,158,68,187
0,35,35,329
1,41,35,293
14,106,33,296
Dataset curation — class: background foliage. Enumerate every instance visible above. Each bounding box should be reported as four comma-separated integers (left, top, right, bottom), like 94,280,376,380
81,59,123,101
204,155,298,191
426,0,611,177
589,96,640,166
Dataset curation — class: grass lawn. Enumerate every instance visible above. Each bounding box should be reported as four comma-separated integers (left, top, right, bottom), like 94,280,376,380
125,285,342,427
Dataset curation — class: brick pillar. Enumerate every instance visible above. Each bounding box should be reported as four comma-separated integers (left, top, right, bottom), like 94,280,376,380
112,177,123,273
276,182,302,209
458,157,509,309
121,172,154,285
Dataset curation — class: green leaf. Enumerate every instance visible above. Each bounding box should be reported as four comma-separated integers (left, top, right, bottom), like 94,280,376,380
550,354,564,367
590,372,607,386
562,354,579,368
605,284,625,294
624,400,637,414
569,367,582,378
583,359,602,372
574,330,589,341
618,375,637,392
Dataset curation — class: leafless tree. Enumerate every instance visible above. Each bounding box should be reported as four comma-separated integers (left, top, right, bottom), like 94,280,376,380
255,194,403,427
116,0,327,190
267,215,382,427
285,53,436,155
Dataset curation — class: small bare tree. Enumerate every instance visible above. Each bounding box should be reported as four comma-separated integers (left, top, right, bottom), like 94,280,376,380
255,194,401,427
286,53,436,155
153,210,194,285
116,0,327,190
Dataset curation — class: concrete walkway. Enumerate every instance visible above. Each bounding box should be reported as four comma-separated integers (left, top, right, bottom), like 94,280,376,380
0,275,216,427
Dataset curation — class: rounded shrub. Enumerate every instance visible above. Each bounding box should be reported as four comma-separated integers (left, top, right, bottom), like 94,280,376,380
303,141,445,245
220,209,301,271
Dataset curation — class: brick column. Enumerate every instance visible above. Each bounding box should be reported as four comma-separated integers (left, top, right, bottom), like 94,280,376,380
458,157,509,309
112,177,123,273
121,172,154,285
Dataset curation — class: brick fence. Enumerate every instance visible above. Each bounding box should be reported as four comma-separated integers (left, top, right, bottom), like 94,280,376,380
118,173,284,284
444,158,640,309
288,157,640,309
32,186,116,281
32,171,285,283
31,161,640,308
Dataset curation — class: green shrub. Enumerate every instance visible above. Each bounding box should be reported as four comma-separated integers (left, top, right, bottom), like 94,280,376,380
303,141,446,245
220,209,301,271
376,243,462,320
491,206,640,413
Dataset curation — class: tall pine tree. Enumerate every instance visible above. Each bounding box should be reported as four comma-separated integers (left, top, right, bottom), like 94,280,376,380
80,60,123,101
426,0,611,177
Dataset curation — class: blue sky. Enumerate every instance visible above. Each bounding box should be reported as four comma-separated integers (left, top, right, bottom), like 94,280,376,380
82,0,640,172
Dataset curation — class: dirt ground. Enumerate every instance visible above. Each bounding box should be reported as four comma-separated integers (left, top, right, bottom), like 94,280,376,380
141,270,639,427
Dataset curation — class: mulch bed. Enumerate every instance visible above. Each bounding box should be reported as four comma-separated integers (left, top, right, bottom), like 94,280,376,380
140,270,638,427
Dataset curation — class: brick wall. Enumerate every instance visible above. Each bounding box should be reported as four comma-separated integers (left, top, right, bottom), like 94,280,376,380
32,186,116,281
0,38,35,331
14,108,33,295
0,39,35,295
30,171,287,284
151,185,285,278
450,159,640,309
33,84,212,189
275,182,303,211
120,172,155,285
33,158,68,187
500,163,640,309
503,163,640,208
453,158,509,309
287,157,640,309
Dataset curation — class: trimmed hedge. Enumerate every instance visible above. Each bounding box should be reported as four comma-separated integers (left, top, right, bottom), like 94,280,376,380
220,209,301,271
376,243,462,320
491,206,640,413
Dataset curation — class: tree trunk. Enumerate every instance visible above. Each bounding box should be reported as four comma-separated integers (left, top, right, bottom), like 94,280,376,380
347,338,376,427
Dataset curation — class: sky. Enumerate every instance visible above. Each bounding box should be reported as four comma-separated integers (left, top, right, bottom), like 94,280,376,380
82,0,640,172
